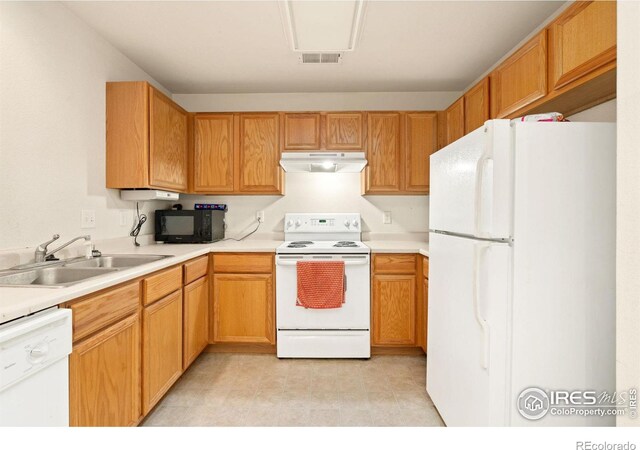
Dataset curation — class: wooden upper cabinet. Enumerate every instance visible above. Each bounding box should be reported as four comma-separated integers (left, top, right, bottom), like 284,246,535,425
193,114,234,193
404,112,437,193
238,113,283,194
490,31,547,119
106,81,188,192
364,112,402,193
149,87,188,191
464,78,490,134
282,113,321,150
325,112,365,150
548,1,616,92
445,97,465,146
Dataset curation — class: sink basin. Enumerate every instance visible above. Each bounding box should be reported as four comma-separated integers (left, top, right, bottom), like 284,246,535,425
0,267,118,288
64,254,170,269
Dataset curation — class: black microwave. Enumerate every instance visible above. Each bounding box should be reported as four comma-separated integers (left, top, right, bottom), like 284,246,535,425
155,210,225,243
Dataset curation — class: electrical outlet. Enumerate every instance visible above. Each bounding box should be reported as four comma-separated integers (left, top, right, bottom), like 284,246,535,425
256,211,265,222
81,209,96,229
383,211,392,224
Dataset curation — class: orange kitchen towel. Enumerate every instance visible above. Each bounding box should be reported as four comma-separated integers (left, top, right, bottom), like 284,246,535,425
296,261,345,309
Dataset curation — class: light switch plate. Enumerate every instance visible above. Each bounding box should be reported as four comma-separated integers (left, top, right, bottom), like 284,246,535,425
383,211,392,224
119,210,128,227
81,209,96,229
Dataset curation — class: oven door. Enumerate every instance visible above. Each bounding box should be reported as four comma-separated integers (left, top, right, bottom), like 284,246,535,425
275,253,370,330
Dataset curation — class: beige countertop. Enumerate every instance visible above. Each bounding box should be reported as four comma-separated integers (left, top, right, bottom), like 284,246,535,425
0,237,428,324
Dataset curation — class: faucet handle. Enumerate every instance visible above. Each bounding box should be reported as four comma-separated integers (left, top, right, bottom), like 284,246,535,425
38,234,60,250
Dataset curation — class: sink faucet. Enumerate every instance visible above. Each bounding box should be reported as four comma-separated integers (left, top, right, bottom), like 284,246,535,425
35,234,91,262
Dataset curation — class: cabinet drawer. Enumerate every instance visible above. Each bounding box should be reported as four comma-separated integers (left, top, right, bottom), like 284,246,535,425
68,281,140,342
213,253,273,274
373,254,417,274
183,256,208,284
143,265,182,306
423,257,429,279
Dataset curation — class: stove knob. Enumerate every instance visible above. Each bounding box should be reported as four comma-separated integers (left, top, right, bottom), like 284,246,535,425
352,220,359,228
286,220,294,229
344,220,351,228
295,220,302,228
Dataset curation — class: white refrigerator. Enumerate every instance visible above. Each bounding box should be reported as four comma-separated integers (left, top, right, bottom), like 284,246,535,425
426,120,615,426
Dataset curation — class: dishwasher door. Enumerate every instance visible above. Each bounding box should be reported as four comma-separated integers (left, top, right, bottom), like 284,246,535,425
0,308,72,426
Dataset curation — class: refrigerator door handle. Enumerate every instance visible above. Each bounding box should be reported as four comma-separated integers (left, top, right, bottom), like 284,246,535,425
473,241,490,370
474,155,492,239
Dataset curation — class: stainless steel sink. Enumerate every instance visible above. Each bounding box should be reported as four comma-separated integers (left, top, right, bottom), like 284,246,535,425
64,254,170,269
0,267,118,288
0,254,171,288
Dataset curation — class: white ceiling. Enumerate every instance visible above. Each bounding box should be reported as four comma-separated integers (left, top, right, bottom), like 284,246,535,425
64,1,565,94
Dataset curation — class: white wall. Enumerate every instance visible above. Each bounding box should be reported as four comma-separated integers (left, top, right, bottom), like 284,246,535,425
567,99,616,122
172,91,461,112
616,0,640,427
181,173,429,239
0,2,165,250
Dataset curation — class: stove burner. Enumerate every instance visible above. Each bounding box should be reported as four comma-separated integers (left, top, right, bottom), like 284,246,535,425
288,240,314,248
333,241,358,248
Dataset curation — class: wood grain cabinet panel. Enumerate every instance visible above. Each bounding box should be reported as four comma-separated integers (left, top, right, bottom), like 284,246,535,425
238,113,283,194
70,313,140,427
193,114,235,193
372,274,416,346
282,113,321,150
420,277,428,353
142,265,182,306
325,112,365,150
142,290,183,415
404,112,437,193
464,78,490,134
490,31,547,118
183,255,209,285
183,276,209,369
364,112,402,193
106,81,188,192
373,254,416,274
213,253,273,274
149,86,189,191
212,273,274,344
548,1,616,91
445,97,465,146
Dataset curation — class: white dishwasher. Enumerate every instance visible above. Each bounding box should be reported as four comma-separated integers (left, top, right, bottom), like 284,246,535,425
0,308,72,426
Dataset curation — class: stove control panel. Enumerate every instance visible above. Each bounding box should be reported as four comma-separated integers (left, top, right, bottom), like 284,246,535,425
284,213,361,233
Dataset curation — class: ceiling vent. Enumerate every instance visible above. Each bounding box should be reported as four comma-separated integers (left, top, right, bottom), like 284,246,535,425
300,53,342,64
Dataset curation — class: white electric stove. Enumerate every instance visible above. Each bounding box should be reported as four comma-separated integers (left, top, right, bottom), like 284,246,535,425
276,213,371,358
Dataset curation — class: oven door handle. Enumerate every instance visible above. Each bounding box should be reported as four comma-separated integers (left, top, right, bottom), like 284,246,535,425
276,259,369,266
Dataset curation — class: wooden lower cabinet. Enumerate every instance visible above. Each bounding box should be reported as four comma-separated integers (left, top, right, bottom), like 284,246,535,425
419,277,428,353
212,273,275,344
372,274,416,346
69,313,141,427
183,275,209,369
142,290,183,415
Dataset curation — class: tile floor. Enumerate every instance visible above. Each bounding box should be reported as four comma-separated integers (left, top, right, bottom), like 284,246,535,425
141,353,444,427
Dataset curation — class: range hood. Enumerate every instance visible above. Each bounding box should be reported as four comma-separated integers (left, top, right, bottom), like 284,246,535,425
280,152,367,173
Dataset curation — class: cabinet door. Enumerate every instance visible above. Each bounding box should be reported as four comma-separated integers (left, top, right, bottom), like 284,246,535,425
213,273,274,344
142,290,183,414
193,114,234,193
464,78,490,134
420,277,428,353
238,114,282,193
445,97,465,146
149,86,188,191
325,112,364,150
372,274,416,345
490,31,547,118
364,113,402,193
183,276,209,369
548,1,616,91
404,112,437,193
70,314,140,427
282,113,321,150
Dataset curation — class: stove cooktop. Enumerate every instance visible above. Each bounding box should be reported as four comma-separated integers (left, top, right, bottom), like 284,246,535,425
277,240,370,254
